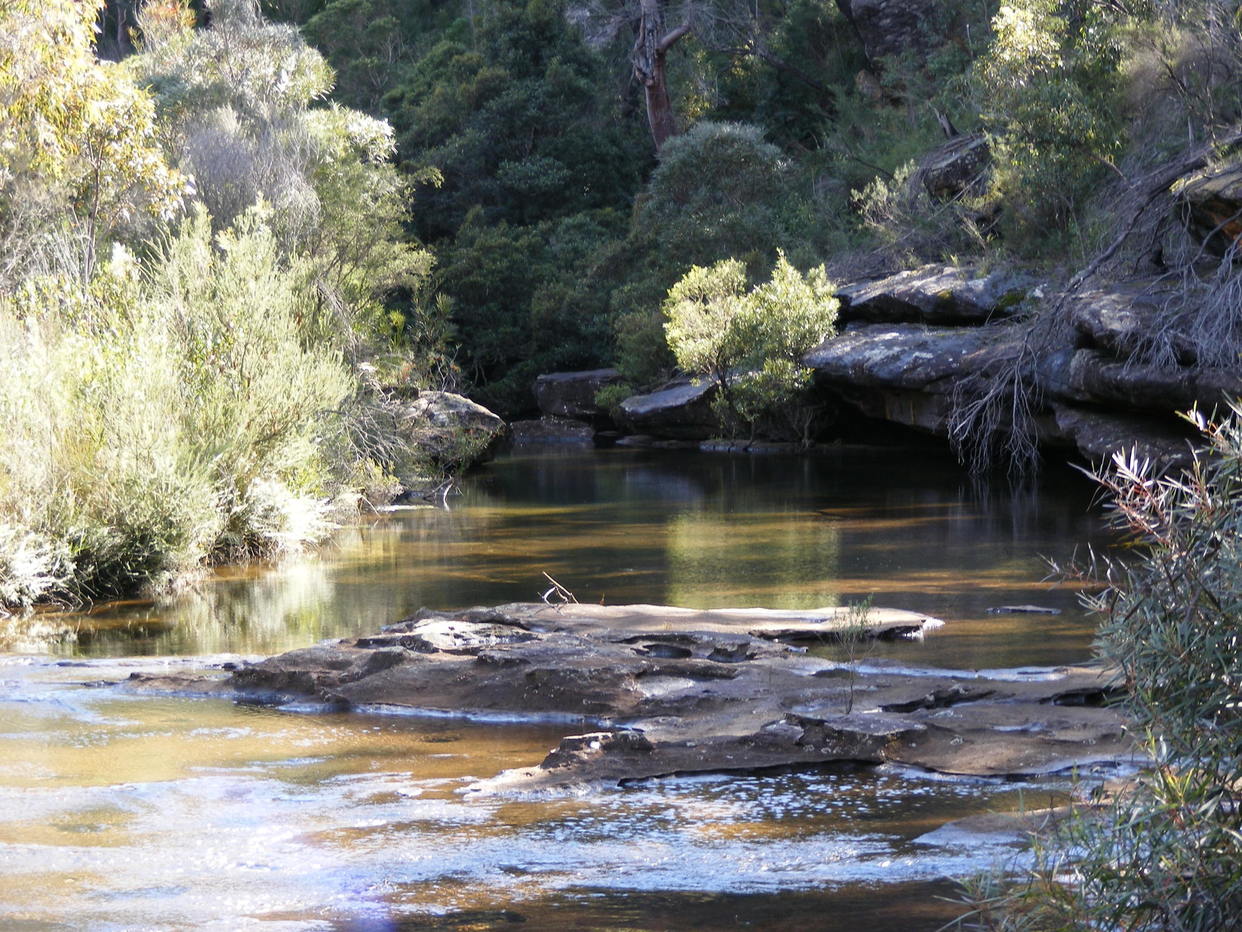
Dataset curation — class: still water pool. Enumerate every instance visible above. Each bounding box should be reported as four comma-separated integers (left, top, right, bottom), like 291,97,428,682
0,445,1110,929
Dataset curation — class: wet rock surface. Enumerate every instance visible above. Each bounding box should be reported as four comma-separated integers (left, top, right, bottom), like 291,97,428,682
125,603,1135,794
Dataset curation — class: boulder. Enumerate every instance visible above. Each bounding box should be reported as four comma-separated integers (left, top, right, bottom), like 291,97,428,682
805,322,1026,435
836,265,1032,325
918,133,991,202
399,391,509,469
617,377,719,440
806,322,1021,389
1175,163,1242,258
533,368,623,422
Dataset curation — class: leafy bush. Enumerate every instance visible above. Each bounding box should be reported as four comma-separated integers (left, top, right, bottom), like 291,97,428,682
663,251,837,441
130,0,432,355
639,121,792,266
0,209,353,607
962,406,1242,929
972,0,1126,252
605,121,829,389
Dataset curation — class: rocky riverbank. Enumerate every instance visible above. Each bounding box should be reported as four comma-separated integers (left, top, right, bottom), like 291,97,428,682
519,157,1242,469
522,263,1240,467
125,602,1137,796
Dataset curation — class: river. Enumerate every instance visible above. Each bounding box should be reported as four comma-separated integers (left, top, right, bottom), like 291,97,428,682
0,444,1109,930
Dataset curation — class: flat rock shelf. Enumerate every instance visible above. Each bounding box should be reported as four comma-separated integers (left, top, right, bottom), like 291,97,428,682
125,603,1137,795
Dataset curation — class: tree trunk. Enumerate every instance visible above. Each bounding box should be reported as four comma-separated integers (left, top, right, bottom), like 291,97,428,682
632,0,689,151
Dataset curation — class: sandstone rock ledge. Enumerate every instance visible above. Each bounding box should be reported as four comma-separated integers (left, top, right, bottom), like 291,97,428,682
126,603,1135,794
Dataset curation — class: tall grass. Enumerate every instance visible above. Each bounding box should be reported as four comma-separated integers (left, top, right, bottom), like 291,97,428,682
0,207,353,611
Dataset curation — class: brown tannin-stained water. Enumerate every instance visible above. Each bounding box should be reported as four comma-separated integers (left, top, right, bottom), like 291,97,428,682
0,445,1109,930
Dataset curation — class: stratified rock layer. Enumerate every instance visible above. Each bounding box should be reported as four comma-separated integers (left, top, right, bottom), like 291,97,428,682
126,603,1135,795
836,264,1030,326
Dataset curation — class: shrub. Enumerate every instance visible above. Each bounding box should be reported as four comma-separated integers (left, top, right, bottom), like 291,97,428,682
961,405,1242,929
130,0,432,357
663,251,837,441
972,0,1126,252
606,121,829,390
0,208,353,607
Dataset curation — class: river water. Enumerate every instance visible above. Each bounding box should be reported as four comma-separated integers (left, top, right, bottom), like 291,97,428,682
0,444,1110,930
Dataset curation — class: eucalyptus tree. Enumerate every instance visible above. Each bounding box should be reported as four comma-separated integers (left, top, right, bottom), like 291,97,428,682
568,0,834,150
129,0,432,347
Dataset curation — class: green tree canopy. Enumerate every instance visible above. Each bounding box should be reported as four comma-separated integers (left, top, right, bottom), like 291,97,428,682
0,0,185,285
664,251,837,439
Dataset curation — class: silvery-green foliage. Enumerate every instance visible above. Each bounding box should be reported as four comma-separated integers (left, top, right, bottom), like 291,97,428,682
961,406,1242,930
663,250,836,440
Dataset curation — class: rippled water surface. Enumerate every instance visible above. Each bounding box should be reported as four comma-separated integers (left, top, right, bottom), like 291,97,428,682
0,445,1108,929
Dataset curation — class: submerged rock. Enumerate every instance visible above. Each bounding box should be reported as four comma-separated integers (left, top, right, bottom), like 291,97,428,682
126,602,1136,794
509,417,596,447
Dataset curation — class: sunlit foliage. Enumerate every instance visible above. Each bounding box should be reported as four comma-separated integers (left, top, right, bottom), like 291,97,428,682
963,408,1242,929
129,0,432,349
664,251,837,440
0,0,185,285
0,209,353,608
973,0,1126,246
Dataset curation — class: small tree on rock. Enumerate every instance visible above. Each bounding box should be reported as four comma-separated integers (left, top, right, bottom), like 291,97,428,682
663,251,837,442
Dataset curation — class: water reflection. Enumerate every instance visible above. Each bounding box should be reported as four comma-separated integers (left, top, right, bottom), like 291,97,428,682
0,446,1109,929
15,445,1106,669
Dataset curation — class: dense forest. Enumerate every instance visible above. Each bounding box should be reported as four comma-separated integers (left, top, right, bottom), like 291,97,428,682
267,0,1241,419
